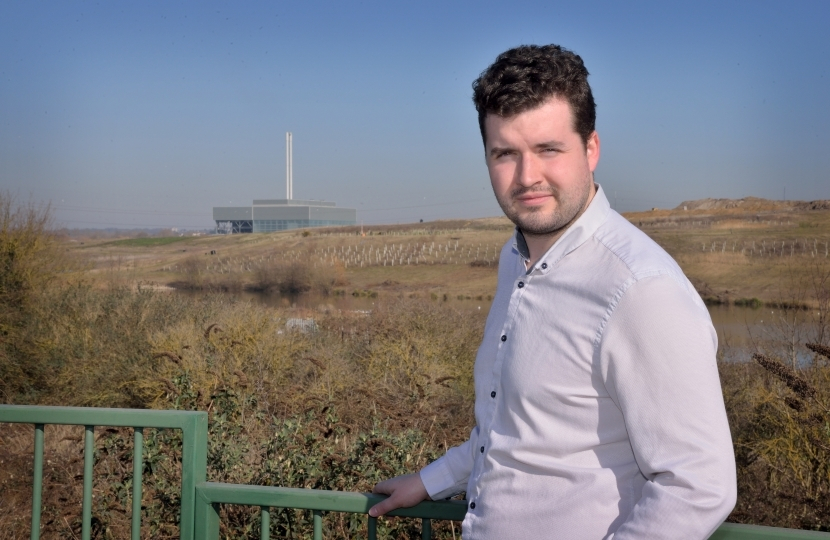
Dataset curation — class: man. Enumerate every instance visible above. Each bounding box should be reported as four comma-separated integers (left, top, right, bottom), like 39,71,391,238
369,44,736,539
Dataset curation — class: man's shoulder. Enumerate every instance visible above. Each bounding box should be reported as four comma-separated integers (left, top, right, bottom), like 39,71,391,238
591,211,707,323
592,210,685,282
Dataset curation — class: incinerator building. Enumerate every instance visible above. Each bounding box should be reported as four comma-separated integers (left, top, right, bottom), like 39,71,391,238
213,199,357,234
213,133,356,233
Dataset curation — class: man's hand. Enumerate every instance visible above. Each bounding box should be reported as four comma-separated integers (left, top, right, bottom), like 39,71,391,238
369,473,430,517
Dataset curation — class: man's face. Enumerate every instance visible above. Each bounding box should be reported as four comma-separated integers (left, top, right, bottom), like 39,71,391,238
485,97,600,236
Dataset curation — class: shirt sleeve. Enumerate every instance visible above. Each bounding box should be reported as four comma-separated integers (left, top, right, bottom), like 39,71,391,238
598,274,737,540
418,426,479,500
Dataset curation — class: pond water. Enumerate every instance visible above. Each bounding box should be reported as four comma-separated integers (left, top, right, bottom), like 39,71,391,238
707,303,813,346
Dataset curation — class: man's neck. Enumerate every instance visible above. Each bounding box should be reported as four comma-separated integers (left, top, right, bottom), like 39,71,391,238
522,229,567,269
521,185,597,268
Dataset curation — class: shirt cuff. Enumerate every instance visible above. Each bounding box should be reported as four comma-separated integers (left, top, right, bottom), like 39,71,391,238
419,457,467,500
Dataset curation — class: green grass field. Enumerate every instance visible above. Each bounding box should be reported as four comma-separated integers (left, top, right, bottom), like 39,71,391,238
98,235,198,247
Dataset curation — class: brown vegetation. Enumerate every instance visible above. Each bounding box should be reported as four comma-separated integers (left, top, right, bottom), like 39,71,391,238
1,284,482,538
2,195,830,536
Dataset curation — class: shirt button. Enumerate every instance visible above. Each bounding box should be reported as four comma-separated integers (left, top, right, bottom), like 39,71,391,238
517,281,524,288
480,446,484,453
490,391,496,398
541,262,548,269
469,502,476,509
500,335,507,342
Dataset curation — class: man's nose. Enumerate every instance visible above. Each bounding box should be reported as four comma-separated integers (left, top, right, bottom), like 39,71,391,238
515,154,542,187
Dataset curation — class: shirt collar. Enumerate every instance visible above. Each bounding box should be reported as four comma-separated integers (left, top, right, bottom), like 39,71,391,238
512,184,611,272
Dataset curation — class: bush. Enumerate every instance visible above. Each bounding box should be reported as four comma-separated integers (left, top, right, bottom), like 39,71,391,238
0,288,481,538
0,193,74,401
722,348,830,530
721,262,830,530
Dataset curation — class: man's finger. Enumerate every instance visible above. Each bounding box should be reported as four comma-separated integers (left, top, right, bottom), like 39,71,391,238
368,496,394,518
372,480,391,496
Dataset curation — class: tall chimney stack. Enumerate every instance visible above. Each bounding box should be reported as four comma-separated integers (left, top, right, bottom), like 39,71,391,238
285,132,293,200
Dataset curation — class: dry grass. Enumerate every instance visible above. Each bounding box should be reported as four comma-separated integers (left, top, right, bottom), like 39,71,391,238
721,346,830,530
0,280,482,538
3,197,830,535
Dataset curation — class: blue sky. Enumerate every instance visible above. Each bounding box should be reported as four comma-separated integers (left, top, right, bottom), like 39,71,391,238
1,0,828,228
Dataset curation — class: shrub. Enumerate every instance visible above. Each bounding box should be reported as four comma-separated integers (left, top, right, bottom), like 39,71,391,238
0,288,481,538
0,193,74,401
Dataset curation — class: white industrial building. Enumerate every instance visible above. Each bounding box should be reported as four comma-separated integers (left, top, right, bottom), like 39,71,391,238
213,199,356,233
212,132,357,233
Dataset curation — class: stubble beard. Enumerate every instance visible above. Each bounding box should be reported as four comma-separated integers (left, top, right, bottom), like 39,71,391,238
497,180,592,238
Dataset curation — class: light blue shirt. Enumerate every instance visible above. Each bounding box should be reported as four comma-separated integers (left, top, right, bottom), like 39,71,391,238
419,186,736,539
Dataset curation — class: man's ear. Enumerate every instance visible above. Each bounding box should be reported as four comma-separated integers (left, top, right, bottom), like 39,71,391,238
586,131,600,173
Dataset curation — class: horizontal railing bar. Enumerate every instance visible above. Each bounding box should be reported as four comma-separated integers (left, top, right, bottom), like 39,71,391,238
711,523,830,539
0,405,204,430
196,483,467,521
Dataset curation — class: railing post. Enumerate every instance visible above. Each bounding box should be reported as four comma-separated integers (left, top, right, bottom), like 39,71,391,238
194,487,220,540
260,506,270,540
421,517,431,540
131,427,143,540
82,425,94,540
312,509,323,540
30,424,44,540
368,515,377,540
180,413,208,540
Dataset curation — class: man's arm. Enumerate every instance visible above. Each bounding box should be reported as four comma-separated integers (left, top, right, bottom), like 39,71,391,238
599,275,737,539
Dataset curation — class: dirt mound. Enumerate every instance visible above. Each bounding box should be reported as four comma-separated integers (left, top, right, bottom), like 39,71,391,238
675,197,830,213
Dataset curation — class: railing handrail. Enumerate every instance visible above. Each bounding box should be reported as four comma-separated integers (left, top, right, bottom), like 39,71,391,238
194,482,466,540
195,483,467,520
4,405,830,539
0,404,207,428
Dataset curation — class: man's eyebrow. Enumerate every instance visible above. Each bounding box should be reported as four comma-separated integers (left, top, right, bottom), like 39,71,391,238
488,141,567,157
534,140,566,150
488,145,514,157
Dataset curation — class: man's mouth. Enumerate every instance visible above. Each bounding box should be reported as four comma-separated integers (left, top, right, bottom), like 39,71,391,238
515,192,553,206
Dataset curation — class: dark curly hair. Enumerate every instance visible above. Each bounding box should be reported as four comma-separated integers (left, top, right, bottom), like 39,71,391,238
472,44,596,147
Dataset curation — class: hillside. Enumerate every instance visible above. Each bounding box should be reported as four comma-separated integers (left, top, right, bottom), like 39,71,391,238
67,199,830,306
675,197,830,213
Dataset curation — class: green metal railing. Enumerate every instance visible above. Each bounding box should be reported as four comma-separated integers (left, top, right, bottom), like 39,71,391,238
3,404,830,539
0,405,207,540
192,483,830,540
